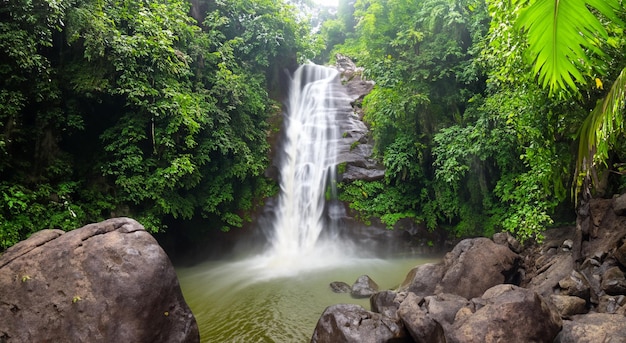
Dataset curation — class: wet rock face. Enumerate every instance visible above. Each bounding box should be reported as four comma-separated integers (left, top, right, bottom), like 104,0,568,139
333,54,384,184
0,218,199,343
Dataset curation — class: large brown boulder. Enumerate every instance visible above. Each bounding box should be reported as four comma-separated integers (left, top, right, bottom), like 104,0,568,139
0,218,199,343
449,284,562,343
435,238,520,299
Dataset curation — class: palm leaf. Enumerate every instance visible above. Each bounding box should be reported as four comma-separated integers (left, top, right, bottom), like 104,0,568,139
516,0,621,95
575,66,626,201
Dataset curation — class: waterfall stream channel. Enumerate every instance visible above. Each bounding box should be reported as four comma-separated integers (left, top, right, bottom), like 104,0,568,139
175,64,436,342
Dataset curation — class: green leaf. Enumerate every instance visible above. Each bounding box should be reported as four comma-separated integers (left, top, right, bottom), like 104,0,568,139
575,66,626,199
517,0,621,95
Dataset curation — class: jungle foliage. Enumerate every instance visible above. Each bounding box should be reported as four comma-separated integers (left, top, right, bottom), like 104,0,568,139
323,0,626,241
3,0,626,249
0,0,315,249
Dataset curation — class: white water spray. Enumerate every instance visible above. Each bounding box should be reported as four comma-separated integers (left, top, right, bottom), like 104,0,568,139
268,64,347,258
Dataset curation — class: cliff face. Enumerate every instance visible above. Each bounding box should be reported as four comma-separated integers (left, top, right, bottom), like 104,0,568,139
332,54,385,183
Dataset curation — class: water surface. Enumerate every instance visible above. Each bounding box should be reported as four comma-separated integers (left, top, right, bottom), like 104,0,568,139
177,255,438,342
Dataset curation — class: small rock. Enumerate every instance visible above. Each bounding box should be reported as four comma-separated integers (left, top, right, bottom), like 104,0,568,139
601,267,626,295
329,281,351,293
562,239,573,251
558,271,591,301
598,295,622,314
493,232,522,253
550,295,587,317
351,275,379,298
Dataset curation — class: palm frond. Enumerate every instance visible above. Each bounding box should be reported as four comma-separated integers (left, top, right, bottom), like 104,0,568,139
516,0,620,95
575,67,626,201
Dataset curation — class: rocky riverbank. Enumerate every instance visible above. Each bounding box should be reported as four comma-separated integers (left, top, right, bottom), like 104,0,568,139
312,195,626,342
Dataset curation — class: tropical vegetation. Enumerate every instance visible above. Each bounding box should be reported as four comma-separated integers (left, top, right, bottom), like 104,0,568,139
0,0,315,249
324,0,626,241
2,0,625,249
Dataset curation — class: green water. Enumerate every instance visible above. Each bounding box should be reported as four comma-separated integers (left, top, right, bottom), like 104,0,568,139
176,255,438,343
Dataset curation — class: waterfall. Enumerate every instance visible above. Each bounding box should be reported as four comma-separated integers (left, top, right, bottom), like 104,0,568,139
268,64,349,258
214,64,360,282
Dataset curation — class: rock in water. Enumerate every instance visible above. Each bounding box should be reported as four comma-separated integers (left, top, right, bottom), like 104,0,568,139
329,281,351,293
0,217,199,343
351,275,379,298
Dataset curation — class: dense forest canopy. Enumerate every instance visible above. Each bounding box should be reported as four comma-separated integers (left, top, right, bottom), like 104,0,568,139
1,0,625,250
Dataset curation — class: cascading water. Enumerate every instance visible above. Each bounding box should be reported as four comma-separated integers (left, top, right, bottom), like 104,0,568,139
268,64,346,258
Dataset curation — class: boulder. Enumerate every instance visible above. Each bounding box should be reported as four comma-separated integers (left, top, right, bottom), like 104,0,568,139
527,254,574,298
397,292,446,343
555,313,626,343
423,293,470,333
351,275,379,298
310,304,410,343
549,295,587,318
370,290,404,319
449,284,562,343
0,218,199,343
399,263,445,296
558,271,591,301
601,266,626,295
435,238,520,299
